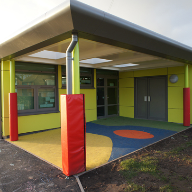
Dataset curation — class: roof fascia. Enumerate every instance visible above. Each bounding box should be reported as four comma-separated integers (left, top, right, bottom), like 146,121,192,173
71,0,192,64
1,0,192,65
0,0,73,60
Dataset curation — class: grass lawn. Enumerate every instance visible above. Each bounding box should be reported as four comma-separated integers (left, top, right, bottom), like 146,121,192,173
80,127,192,192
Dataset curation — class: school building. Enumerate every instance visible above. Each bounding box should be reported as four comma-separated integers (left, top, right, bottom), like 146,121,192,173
1,0,192,138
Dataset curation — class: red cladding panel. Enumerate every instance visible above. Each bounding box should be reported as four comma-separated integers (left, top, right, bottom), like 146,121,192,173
183,88,190,126
61,94,86,176
9,93,18,141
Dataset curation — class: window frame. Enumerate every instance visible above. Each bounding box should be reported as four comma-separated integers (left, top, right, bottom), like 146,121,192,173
15,65,59,116
61,66,95,89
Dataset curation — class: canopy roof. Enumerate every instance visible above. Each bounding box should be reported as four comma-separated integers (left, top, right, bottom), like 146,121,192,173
0,0,192,71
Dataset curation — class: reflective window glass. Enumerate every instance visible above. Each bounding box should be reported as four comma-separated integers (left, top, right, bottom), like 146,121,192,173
62,75,66,85
16,72,55,86
96,69,118,76
80,67,92,73
15,62,56,72
97,107,105,117
62,65,66,73
61,66,93,88
38,89,55,108
62,66,92,74
97,78,104,86
16,89,34,110
80,76,91,85
107,79,117,86
108,105,118,115
97,88,105,105
107,88,118,104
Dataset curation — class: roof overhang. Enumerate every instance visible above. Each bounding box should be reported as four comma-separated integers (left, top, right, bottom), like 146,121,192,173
1,0,192,66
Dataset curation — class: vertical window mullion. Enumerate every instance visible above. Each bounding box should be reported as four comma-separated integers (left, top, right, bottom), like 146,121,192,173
34,86,38,111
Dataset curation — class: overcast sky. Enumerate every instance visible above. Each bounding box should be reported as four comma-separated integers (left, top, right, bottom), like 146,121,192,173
0,0,192,47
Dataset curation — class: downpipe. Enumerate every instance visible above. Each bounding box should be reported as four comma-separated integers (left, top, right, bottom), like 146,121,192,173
66,34,78,94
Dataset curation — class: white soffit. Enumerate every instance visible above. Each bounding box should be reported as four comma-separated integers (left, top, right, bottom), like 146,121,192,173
29,50,66,60
16,38,184,71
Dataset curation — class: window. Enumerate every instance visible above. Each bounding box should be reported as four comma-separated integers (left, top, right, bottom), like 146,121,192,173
15,62,58,115
61,66,94,88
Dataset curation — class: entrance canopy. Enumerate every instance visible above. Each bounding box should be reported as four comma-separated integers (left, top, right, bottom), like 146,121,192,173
1,0,192,69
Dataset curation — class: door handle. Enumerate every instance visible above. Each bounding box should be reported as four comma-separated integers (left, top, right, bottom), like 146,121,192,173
148,96,151,102
144,96,147,101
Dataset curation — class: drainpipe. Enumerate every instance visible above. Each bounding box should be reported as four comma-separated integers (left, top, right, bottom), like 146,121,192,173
66,34,78,94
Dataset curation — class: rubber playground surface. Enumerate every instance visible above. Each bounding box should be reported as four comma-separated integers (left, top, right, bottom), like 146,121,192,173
8,117,188,171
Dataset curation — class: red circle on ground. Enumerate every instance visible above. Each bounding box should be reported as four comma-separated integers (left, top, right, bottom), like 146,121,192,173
113,130,154,139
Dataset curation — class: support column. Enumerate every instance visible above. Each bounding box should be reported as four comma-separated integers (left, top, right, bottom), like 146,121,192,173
61,94,86,176
1,60,10,137
9,60,18,141
72,40,80,94
10,60,15,93
61,34,86,176
183,64,190,126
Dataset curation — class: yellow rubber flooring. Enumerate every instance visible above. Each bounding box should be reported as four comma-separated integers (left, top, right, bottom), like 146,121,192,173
7,129,112,171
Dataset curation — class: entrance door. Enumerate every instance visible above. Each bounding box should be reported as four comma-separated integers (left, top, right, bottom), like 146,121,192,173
135,76,167,121
97,77,118,118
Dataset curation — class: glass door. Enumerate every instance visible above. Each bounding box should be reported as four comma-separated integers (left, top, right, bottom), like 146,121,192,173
97,77,118,118
97,77,105,117
107,79,118,115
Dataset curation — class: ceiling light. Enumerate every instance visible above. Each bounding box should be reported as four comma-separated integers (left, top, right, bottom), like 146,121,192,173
101,67,119,71
80,58,112,64
29,50,66,60
113,63,139,68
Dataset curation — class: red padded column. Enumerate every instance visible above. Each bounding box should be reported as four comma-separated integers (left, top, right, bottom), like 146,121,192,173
9,93,18,141
61,94,86,176
183,88,190,126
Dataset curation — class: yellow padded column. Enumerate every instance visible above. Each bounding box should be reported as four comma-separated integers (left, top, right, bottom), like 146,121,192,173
1,60,10,136
185,64,189,88
10,59,15,93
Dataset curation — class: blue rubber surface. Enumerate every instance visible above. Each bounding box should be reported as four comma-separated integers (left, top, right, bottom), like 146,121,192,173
86,122,177,161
